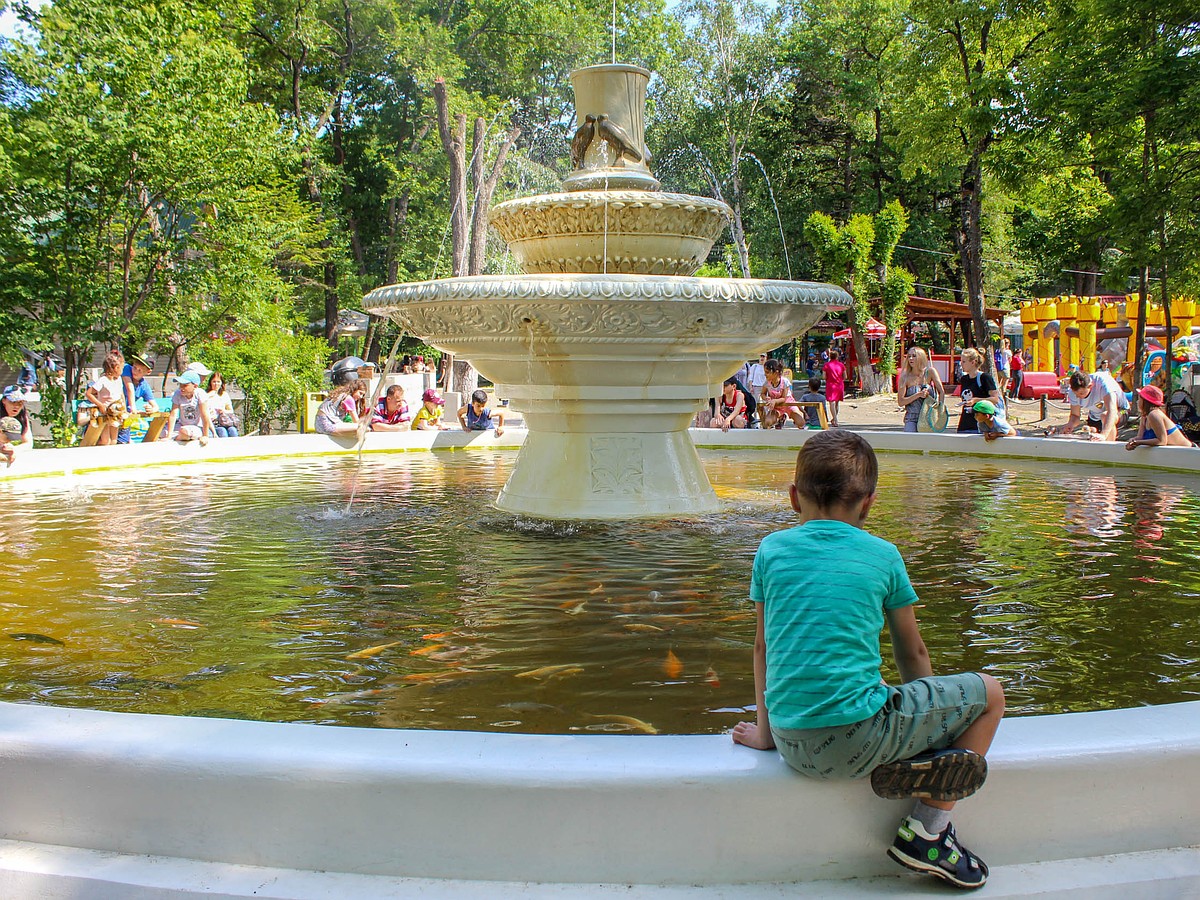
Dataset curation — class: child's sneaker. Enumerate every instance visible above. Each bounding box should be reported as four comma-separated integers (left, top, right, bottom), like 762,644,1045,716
870,748,987,801
887,816,988,889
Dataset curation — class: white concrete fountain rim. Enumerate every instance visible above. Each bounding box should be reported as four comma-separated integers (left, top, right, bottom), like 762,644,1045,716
363,272,852,307
4,427,1199,485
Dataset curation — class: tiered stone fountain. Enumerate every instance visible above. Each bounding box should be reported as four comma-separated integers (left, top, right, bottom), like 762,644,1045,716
365,63,849,518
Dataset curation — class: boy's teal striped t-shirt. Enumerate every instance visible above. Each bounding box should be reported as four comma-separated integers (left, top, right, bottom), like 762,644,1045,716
750,519,919,730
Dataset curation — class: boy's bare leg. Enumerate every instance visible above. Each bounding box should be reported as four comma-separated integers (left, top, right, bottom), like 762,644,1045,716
927,673,1005,811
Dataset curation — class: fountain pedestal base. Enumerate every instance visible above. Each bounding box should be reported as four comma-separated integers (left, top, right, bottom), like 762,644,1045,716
495,429,718,519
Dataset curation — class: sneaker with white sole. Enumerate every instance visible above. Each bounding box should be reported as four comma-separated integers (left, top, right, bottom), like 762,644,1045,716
887,816,989,889
870,748,987,801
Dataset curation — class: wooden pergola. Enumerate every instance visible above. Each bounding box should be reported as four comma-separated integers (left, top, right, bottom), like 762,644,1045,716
895,295,1008,383
901,295,1007,340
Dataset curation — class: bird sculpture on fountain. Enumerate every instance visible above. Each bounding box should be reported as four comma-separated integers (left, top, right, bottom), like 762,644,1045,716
570,114,597,169
595,114,644,164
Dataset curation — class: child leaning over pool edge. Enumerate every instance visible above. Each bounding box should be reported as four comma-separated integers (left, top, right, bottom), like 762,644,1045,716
732,430,1005,890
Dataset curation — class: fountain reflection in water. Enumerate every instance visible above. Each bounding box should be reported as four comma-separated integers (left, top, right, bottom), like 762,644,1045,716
363,62,849,519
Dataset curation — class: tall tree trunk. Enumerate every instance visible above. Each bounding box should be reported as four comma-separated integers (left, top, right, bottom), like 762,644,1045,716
468,118,521,275
849,317,874,394
956,154,995,380
434,81,519,396
1134,267,1149,388
63,346,83,407
434,79,469,278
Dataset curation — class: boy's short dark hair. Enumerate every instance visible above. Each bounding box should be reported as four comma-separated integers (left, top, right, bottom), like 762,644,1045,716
808,377,821,392
471,389,488,405
764,358,783,374
1068,371,1090,392
794,430,878,509
723,376,738,387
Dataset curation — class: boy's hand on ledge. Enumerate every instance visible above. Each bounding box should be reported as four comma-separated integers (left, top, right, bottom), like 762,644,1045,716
731,721,775,751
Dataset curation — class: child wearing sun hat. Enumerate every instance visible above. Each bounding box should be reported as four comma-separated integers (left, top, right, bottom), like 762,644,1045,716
1125,385,1194,450
412,388,449,431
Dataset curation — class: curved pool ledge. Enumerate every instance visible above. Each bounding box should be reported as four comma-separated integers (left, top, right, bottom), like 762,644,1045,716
1,429,1198,896
2,425,1199,486
0,700,1197,897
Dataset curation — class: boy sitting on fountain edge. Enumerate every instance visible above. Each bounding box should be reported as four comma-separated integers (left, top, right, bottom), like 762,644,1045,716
732,430,1005,890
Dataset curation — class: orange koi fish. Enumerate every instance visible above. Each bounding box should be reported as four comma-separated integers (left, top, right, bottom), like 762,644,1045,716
345,641,404,660
664,650,683,679
409,643,446,657
515,664,584,680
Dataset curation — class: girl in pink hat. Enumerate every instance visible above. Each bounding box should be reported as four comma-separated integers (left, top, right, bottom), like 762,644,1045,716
1125,385,1192,450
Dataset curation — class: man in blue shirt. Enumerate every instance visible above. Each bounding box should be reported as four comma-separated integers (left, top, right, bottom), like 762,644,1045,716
117,355,157,444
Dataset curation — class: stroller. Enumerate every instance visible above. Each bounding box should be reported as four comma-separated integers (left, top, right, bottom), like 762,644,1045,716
1167,390,1200,445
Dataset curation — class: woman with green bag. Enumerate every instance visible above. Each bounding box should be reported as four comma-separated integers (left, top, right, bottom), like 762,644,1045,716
898,347,946,433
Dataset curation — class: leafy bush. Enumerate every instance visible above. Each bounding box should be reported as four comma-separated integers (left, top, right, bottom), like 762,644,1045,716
33,376,76,448
197,329,328,435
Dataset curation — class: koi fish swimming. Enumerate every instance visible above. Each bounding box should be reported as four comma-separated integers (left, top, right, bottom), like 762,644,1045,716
663,650,683,679
589,714,658,734
409,643,445,657
515,664,584,681
8,633,64,645
346,641,404,660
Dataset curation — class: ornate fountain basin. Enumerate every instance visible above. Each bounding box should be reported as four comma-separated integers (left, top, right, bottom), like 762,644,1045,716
363,273,848,518
489,191,731,276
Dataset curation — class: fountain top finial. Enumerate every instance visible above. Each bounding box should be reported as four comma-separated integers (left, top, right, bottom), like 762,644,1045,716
562,63,659,192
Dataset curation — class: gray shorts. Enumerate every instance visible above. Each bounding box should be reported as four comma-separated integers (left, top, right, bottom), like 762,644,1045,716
771,673,988,780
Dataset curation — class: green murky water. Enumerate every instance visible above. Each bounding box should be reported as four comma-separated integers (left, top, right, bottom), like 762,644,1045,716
1,450,1197,733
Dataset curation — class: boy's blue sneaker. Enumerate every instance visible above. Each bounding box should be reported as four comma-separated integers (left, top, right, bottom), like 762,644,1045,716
887,816,989,889
870,748,987,801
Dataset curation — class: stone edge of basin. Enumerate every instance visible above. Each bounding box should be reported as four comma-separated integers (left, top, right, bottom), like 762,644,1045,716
3,427,1199,486
0,699,1197,887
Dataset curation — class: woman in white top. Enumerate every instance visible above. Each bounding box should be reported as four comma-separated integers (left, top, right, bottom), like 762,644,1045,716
83,350,126,445
897,347,944,433
205,371,239,438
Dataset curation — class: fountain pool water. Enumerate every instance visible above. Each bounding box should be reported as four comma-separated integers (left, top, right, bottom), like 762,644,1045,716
3,449,1197,734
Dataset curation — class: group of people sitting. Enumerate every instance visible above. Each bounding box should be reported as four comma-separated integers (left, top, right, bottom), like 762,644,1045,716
80,351,240,446
314,384,504,437
704,351,849,432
